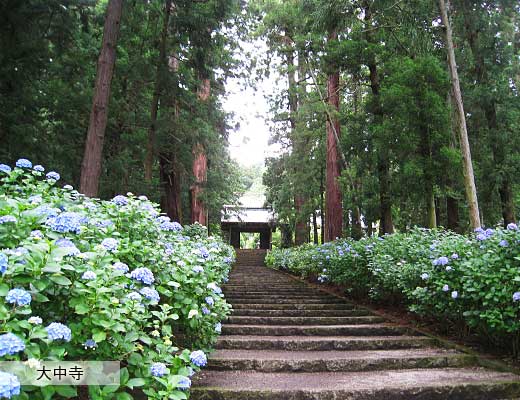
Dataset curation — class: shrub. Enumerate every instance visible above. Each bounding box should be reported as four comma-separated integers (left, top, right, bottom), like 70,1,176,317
0,160,235,399
267,227,520,355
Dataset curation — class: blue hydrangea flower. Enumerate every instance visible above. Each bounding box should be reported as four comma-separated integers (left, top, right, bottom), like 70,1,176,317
84,339,96,349
451,253,459,259
0,216,16,224
476,233,487,241
130,268,154,285
28,316,42,325
451,291,458,299
33,205,59,218
223,257,232,264
442,284,450,292
140,287,160,303
0,371,21,399
192,266,204,273
0,333,25,356
156,216,171,224
127,292,142,302
198,247,210,259
15,159,32,168
112,195,128,206
177,376,191,390
150,362,167,377
433,256,449,266
513,292,520,302
420,273,429,280
113,262,129,273
45,322,71,342
46,171,60,181
6,289,31,306
160,221,183,231
101,238,118,252
446,266,453,272
82,271,96,280
33,165,45,172
47,212,85,234
0,253,8,275
95,219,113,228
28,195,42,204
201,307,210,315
0,164,12,174
207,283,222,294
190,350,207,367
55,238,80,256
499,240,509,247
205,296,214,306
63,185,73,190
215,323,222,333
507,222,518,230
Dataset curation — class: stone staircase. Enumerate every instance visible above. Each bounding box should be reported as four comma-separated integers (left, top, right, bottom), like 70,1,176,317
192,263,520,399
234,249,267,266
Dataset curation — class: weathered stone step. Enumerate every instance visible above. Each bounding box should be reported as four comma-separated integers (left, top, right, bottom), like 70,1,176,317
207,349,474,373
228,297,347,304
225,292,334,297
191,368,520,400
226,316,386,325
215,335,438,351
231,303,356,310
224,289,319,294
230,309,371,317
222,324,413,336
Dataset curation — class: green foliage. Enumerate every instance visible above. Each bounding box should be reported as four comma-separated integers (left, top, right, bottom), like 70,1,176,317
0,161,235,398
267,227,520,355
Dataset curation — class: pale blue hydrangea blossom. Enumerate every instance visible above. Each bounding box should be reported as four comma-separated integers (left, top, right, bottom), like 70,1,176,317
45,322,72,342
130,268,154,285
150,363,167,377
190,350,207,367
5,289,31,306
0,333,25,356
0,371,21,399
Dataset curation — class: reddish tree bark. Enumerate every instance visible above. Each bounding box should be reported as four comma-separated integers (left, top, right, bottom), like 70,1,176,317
325,35,343,242
80,0,123,197
190,78,210,225
159,153,183,223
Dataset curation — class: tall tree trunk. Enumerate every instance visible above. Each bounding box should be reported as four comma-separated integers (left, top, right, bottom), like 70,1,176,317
420,125,436,228
320,165,325,244
351,206,362,240
190,78,210,225
80,0,123,197
439,0,481,230
145,0,171,183
324,31,343,242
286,44,308,245
312,211,319,244
159,153,183,222
364,1,394,235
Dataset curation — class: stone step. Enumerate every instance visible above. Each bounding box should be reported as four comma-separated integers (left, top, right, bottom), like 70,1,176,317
231,303,357,310
225,292,335,297
207,349,475,373
191,369,520,400
228,297,347,304
230,309,372,317
224,289,319,294
226,316,386,325
215,335,439,351
222,324,413,336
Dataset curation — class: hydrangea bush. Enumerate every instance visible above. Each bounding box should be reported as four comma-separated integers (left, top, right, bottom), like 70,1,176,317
266,227,520,356
0,160,235,399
